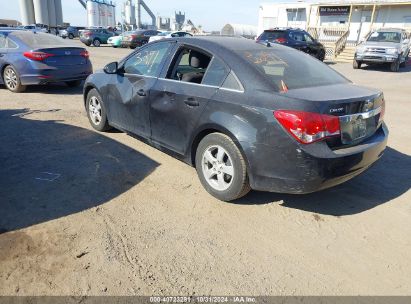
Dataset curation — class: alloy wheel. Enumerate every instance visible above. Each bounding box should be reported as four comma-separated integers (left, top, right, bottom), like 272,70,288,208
4,68,18,90
88,96,102,125
201,145,234,191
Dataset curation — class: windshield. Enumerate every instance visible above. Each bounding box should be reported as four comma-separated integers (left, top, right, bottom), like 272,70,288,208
367,31,401,43
237,48,349,91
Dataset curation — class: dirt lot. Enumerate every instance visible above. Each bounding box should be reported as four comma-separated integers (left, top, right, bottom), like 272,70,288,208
1,41,410,296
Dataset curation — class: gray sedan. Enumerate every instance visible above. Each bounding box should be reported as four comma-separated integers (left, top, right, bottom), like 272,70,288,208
83,37,388,201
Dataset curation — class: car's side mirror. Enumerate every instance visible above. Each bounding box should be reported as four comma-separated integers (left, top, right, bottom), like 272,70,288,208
403,39,409,44
104,62,119,74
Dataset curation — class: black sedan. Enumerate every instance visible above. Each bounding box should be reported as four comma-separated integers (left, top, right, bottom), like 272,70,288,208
83,37,388,201
256,28,326,61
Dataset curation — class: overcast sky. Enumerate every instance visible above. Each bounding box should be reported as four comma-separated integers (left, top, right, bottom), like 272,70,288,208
1,0,266,31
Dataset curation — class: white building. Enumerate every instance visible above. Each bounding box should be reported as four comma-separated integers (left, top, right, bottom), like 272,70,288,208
259,0,411,44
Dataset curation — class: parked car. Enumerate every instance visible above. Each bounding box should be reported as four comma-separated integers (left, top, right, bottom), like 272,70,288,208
256,28,326,61
60,26,85,39
149,31,193,43
17,24,48,33
0,30,92,92
121,30,161,49
354,28,410,72
83,37,387,201
80,28,115,47
108,33,125,48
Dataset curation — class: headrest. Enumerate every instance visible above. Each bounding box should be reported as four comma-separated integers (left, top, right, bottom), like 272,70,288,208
189,51,209,69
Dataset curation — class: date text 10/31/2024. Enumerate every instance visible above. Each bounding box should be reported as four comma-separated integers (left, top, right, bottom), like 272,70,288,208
149,296,257,303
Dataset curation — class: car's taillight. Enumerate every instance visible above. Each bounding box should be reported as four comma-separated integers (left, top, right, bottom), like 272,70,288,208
275,37,287,44
23,51,55,61
274,110,341,144
80,50,89,58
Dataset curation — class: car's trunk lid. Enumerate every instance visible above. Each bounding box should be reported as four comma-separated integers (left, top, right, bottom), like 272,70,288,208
36,47,88,66
285,83,385,147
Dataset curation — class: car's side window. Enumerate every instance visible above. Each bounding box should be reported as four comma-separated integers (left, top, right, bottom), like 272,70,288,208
0,34,7,49
167,47,212,84
123,41,171,77
304,33,314,43
6,38,17,49
202,57,230,87
290,32,304,42
221,71,244,92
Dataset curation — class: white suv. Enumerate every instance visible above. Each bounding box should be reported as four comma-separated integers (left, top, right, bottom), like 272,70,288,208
354,28,410,72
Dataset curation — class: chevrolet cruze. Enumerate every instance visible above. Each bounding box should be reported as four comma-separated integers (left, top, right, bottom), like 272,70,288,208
83,37,388,201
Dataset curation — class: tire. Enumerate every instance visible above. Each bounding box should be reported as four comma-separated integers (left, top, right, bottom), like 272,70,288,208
66,80,82,87
86,88,111,132
390,59,400,72
400,53,408,68
317,50,325,62
195,133,251,202
353,60,362,69
68,33,74,39
3,65,26,93
93,39,101,47
84,42,91,47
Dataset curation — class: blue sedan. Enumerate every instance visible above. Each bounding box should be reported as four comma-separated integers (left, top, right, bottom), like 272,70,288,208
0,29,92,92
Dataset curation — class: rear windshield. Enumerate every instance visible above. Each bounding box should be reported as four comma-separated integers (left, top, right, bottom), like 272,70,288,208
237,48,349,91
367,31,401,43
10,32,74,48
258,31,286,41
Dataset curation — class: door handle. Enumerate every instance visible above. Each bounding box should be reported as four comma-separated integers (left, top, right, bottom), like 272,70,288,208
184,98,199,107
137,89,146,97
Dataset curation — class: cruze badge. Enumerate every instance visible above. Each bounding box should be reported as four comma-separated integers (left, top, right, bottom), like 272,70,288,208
65,51,71,55
329,107,344,114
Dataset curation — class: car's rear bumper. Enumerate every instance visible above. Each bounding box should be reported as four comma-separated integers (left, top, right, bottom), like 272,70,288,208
20,65,93,85
80,37,92,44
244,123,388,194
121,41,143,48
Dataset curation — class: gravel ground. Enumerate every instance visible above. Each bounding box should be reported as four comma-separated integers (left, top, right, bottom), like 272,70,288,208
0,41,410,296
